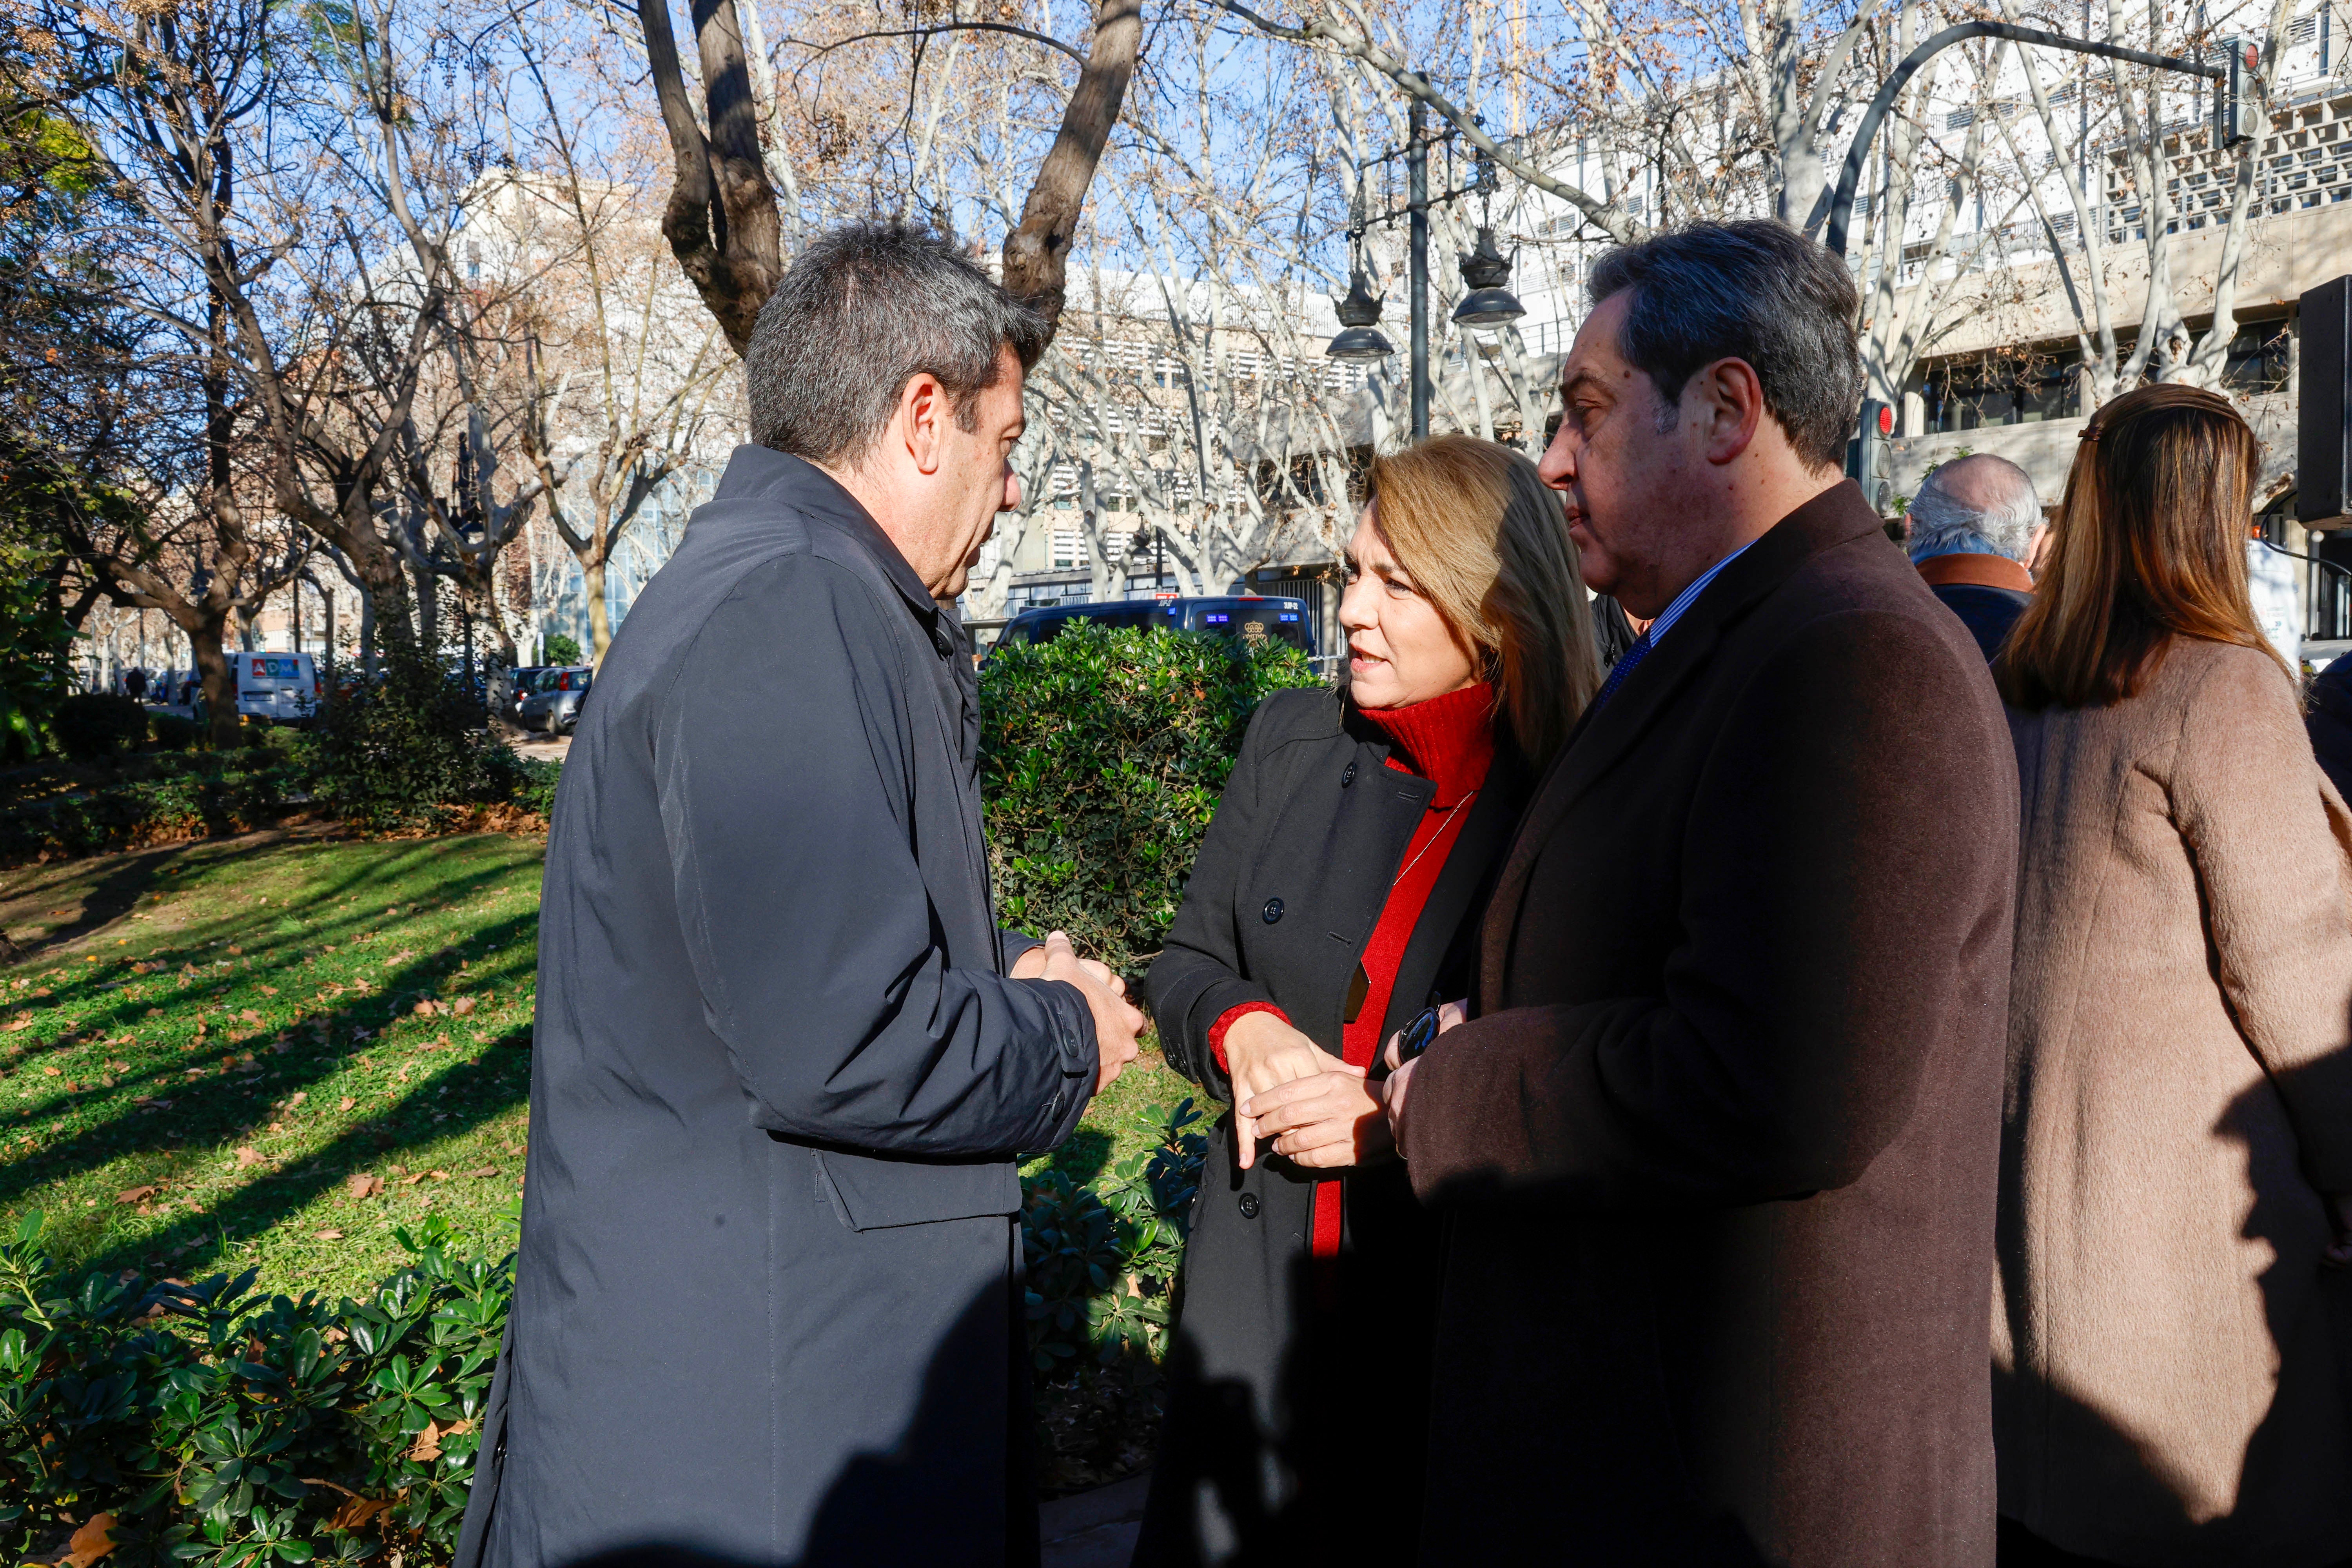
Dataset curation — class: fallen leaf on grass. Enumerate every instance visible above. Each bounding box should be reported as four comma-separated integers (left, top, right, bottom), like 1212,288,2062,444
42,1065,57,1076
6,1016,34,1033
234,1147,263,1169
239,1010,262,1025
429,1169,450,1181
339,1096,356,1111
346,1173,383,1199
467,1167,498,1179
289,1090,306,1105
401,1172,425,1186
115,1185,160,1205
260,985,278,996
314,1229,344,1240
227,945,243,955
412,999,441,1017
452,996,477,1016
62,1511,116,1568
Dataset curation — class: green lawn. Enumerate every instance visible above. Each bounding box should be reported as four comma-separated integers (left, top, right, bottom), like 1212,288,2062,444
0,829,1189,1301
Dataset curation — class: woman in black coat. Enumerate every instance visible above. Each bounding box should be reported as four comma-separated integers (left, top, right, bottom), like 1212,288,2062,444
1135,436,1601,1567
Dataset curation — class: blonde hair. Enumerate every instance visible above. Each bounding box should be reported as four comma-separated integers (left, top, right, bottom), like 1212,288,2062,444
1364,435,1601,764
1997,383,2290,711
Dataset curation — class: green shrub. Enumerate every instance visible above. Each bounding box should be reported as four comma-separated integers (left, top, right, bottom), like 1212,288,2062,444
539,634,581,667
513,758,561,818
148,714,202,752
0,1105,1205,1564
980,624,1321,976
300,648,519,832
1024,1098,1204,1373
0,755,300,866
0,1211,504,1568
50,693,147,761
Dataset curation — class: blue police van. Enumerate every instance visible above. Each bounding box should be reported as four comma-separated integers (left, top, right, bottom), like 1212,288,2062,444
987,595,1316,659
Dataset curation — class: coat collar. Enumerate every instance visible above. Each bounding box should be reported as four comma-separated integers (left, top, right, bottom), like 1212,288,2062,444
711,444,956,650
1915,552,2034,593
1479,479,1884,1000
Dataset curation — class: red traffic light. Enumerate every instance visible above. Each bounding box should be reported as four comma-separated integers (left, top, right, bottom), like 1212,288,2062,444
1875,404,1895,436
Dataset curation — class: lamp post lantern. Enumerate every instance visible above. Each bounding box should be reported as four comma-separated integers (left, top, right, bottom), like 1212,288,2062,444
1327,101,1526,439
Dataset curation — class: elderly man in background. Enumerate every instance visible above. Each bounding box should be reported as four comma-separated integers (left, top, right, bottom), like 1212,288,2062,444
1906,453,2042,662
456,223,1143,1568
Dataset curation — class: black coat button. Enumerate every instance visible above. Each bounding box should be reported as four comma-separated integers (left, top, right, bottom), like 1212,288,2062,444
1262,897,1284,924
1341,761,1357,787
1238,1193,1261,1218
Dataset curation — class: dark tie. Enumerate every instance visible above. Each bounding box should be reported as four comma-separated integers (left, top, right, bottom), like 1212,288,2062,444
1592,629,1653,713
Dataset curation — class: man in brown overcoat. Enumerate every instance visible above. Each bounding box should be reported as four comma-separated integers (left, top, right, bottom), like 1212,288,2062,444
1384,221,2017,1565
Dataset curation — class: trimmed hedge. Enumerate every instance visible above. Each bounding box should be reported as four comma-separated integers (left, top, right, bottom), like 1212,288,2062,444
51,694,148,762
980,624,1323,976
0,755,305,866
0,1099,1205,1566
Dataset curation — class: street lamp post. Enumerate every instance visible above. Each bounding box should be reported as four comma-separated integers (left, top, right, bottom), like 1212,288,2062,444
1328,103,1527,439
1823,21,2249,258
1822,20,2255,506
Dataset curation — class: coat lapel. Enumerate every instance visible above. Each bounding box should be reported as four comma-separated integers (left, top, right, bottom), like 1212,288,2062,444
1478,483,1887,1004
1386,742,1531,1039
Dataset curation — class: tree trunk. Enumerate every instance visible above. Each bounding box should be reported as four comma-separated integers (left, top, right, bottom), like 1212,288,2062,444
638,0,783,354
1001,0,1143,340
191,620,239,750
585,554,613,665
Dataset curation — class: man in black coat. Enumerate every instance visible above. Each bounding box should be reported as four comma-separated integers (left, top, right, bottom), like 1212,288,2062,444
456,224,1142,1568
1386,222,2014,1566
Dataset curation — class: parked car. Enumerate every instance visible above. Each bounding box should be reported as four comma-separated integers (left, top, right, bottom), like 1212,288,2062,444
504,666,548,726
986,595,1316,661
517,665,593,735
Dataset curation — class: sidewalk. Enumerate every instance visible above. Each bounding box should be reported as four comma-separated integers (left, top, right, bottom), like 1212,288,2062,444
1040,1474,1147,1568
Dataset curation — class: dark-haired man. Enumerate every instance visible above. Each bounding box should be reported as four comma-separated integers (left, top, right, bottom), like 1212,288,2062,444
457,223,1142,1568
1387,220,2016,1565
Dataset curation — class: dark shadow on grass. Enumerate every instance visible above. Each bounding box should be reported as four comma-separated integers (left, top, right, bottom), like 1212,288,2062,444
0,835,549,1274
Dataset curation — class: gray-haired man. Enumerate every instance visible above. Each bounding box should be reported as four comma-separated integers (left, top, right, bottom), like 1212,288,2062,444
1906,453,2042,662
456,223,1142,1568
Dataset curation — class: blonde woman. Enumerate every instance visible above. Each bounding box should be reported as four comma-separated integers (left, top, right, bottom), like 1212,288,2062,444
1995,383,2352,1566
1134,436,1600,1568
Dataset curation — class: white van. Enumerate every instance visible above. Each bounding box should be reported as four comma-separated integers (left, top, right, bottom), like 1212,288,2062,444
232,651,322,725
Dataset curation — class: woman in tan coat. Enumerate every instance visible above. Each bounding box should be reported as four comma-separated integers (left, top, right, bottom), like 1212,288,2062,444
1996,382,2352,1568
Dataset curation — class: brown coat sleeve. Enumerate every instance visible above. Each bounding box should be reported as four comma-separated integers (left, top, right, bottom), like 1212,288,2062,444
1403,608,2015,1207
2170,646,2352,1191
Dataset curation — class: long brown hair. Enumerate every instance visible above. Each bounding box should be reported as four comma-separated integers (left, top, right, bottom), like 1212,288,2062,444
1997,383,2288,710
1364,435,1601,764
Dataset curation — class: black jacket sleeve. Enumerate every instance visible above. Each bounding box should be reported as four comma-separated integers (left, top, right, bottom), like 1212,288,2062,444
1144,690,1323,1101
655,554,1097,1158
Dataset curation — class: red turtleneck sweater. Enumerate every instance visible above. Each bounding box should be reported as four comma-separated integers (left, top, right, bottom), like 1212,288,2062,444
1208,681,1497,1263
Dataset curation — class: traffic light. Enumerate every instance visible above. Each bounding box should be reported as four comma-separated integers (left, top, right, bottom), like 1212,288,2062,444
1847,399,1896,515
2217,38,2263,148
2299,276,2352,529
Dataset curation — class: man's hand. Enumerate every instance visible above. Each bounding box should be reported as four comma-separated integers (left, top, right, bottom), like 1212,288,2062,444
1240,1063,1392,1168
1036,931,1142,1092
1224,1010,1330,1169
